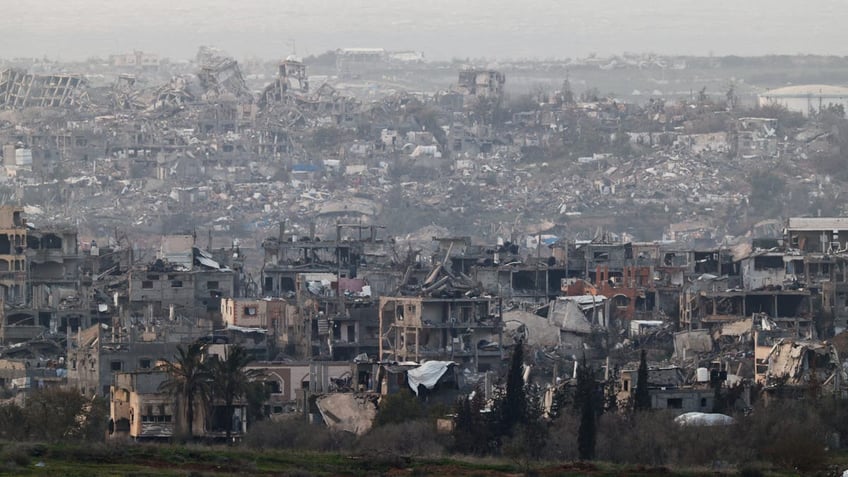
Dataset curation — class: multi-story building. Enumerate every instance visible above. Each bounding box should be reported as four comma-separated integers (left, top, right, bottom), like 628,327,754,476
109,369,247,440
0,206,113,344
127,235,234,324
68,320,213,397
378,294,503,372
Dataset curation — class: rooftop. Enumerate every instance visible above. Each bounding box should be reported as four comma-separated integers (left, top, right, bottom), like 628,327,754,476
760,84,848,97
787,217,848,232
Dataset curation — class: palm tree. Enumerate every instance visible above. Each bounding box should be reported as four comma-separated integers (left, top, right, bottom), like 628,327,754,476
158,342,211,439
207,344,263,441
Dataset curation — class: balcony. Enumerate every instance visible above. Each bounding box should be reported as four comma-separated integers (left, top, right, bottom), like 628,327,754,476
0,271,26,282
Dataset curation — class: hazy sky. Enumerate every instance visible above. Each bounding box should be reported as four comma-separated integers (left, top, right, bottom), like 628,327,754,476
1,0,845,61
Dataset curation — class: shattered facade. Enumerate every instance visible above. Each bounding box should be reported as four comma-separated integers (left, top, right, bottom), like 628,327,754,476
378,295,502,371
0,68,87,109
456,68,505,101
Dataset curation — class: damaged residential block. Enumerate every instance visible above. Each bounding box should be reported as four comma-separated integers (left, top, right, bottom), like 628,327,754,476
0,68,88,109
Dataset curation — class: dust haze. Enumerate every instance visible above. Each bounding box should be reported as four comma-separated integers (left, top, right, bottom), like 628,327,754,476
1,0,845,60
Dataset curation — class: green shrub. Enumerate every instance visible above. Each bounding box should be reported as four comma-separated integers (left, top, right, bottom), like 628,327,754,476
374,390,422,427
738,467,764,477
734,401,827,471
0,444,32,468
542,413,579,461
356,419,443,457
243,418,352,452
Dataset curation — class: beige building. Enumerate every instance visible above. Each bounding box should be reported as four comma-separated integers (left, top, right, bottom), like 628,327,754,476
110,369,247,440
110,371,178,439
0,206,27,304
378,295,502,371
221,297,292,329
220,297,300,351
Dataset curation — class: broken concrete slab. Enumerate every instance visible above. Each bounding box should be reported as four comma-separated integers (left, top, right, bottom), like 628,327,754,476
315,393,377,436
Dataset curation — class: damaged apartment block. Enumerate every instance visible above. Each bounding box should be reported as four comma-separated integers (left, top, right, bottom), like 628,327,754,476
456,68,505,102
128,234,234,325
259,56,309,107
0,206,113,344
378,294,503,371
260,223,389,360
378,245,504,372
0,68,88,109
196,46,254,103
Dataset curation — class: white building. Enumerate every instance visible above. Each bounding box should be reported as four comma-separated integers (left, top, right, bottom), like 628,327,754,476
758,84,848,117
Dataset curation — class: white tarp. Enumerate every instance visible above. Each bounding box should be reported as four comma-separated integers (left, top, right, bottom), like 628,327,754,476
196,255,230,271
674,412,735,426
407,361,455,395
224,324,268,334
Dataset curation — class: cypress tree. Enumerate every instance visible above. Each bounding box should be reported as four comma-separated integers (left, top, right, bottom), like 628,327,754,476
452,395,475,454
502,340,526,435
576,357,596,461
634,349,652,411
523,384,548,458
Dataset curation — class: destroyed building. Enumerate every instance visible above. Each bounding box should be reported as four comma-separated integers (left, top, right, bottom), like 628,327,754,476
0,206,118,344
617,365,716,413
563,240,662,324
790,219,848,331
5,49,848,439
259,57,309,107
378,287,503,372
127,234,234,325
456,68,505,102
259,224,390,360
247,360,351,418
735,117,778,159
679,251,812,352
109,367,247,440
69,320,213,397
449,235,568,306
755,333,845,397
0,68,87,109
196,46,253,103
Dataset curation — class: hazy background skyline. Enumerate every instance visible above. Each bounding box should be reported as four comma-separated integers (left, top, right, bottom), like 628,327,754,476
1,0,845,61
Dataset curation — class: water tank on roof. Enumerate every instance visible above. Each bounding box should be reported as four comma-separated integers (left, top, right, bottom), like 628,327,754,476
696,367,709,383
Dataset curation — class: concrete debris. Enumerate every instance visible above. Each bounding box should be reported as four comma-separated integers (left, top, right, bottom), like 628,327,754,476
548,296,605,333
315,393,378,436
765,339,843,388
673,330,713,359
503,309,560,347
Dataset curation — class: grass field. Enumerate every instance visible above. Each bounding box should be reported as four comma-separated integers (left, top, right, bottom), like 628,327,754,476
0,441,810,477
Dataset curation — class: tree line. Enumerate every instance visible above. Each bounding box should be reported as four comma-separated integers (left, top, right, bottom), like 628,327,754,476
0,341,845,473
